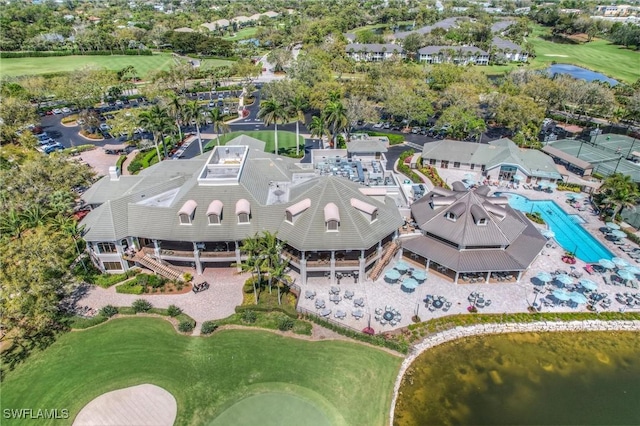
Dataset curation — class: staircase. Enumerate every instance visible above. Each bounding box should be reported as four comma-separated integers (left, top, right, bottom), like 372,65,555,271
368,241,400,282
134,252,184,281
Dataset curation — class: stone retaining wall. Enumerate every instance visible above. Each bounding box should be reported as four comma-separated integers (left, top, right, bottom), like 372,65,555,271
389,320,640,425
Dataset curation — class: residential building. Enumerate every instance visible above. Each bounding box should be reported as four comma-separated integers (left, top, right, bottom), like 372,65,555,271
345,43,406,62
401,184,547,283
80,136,403,285
595,5,639,17
420,138,562,183
491,37,528,62
417,46,489,65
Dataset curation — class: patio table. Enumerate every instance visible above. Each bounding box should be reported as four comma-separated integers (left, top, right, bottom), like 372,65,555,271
432,300,444,309
330,286,340,295
315,299,326,309
344,290,354,299
321,308,331,317
305,290,315,299
335,310,346,319
329,294,341,304
354,298,365,307
352,309,364,319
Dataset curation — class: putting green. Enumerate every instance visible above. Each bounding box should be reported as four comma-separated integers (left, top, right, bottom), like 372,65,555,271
209,392,331,426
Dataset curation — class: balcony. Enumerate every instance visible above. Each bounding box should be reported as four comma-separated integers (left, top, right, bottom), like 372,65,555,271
200,250,236,258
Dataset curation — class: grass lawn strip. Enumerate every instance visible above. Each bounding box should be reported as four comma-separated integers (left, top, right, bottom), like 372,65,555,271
208,383,344,426
204,130,304,154
1,318,400,426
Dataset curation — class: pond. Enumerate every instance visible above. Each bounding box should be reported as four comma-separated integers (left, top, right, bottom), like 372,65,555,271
395,331,640,426
546,64,619,86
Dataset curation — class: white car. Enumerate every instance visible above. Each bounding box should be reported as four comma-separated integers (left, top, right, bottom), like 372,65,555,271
100,123,111,131
373,122,384,129
223,107,230,115
62,107,71,114
52,109,62,114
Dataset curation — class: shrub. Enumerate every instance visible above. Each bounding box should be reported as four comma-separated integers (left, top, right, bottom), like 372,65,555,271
79,130,103,140
277,315,295,331
201,321,218,334
167,305,182,317
132,299,152,313
116,281,144,294
183,272,193,282
526,212,545,224
116,154,127,171
419,165,449,189
100,305,118,317
242,309,257,324
178,320,194,333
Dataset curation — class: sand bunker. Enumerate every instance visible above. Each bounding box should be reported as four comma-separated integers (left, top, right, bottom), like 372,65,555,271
73,384,176,426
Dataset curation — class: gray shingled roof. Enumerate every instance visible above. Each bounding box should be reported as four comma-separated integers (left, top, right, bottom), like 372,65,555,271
81,138,402,250
421,138,561,179
418,46,488,55
410,184,527,247
345,43,404,54
394,17,460,39
491,20,516,33
492,36,522,52
402,208,545,272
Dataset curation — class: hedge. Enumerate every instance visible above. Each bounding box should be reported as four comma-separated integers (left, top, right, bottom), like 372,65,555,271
116,281,144,294
364,131,404,145
92,270,138,288
234,304,298,319
419,165,449,189
397,149,423,183
116,154,127,171
62,144,95,155
0,50,152,58
300,313,409,354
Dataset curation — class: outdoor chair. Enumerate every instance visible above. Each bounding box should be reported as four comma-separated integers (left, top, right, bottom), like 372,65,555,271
380,319,387,325
375,315,381,321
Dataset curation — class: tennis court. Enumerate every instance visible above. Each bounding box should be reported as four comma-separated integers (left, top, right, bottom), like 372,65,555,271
546,137,640,182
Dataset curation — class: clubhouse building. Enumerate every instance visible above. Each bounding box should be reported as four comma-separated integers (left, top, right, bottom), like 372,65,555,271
80,136,403,284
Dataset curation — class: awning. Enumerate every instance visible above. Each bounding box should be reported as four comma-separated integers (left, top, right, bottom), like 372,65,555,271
350,198,377,215
542,146,593,171
324,203,340,222
286,198,311,216
235,199,250,215
206,200,223,216
178,200,197,216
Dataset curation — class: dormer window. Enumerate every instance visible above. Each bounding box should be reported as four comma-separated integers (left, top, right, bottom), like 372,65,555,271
350,198,378,223
207,200,223,225
445,203,466,222
478,218,487,226
445,211,457,222
285,198,311,225
177,200,197,225
324,203,340,232
236,199,251,224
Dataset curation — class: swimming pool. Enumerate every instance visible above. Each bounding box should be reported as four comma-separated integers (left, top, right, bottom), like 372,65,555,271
495,193,613,263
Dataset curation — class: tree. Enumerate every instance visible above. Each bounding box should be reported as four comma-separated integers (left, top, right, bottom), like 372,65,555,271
598,173,640,220
182,101,208,155
138,105,173,161
344,96,379,133
237,233,266,304
492,94,544,145
164,94,184,143
402,33,423,59
437,105,486,140
209,107,229,147
287,95,307,156
257,99,288,155
383,80,434,129
267,48,293,73
308,115,329,144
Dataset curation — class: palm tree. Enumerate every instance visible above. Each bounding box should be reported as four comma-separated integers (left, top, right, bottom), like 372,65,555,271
237,233,267,304
287,95,307,157
261,231,283,294
210,107,230,147
257,98,288,155
324,100,348,145
51,214,87,271
599,173,640,220
166,94,184,143
308,115,329,143
138,105,173,162
182,100,208,155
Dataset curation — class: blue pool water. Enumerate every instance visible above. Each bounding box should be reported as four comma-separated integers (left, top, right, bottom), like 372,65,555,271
496,193,613,263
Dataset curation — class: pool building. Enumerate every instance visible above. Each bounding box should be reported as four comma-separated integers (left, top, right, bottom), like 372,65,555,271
401,183,547,283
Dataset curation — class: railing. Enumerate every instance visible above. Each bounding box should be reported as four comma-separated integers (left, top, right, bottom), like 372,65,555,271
335,259,360,267
200,250,236,258
160,249,193,257
365,250,379,263
282,251,300,264
306,259,331,267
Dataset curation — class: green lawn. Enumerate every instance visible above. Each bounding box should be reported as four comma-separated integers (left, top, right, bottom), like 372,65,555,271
0,53,234,79
1,318,400,426
222,27,259,41
204,130,305,154
527,25,640,84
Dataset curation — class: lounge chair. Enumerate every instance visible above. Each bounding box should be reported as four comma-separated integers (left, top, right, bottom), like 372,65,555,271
603,276,612,285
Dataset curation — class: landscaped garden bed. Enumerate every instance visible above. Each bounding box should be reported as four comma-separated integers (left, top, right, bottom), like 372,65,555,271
115,273,191,295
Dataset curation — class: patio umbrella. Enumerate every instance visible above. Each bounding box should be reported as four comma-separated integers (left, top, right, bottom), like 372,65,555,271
617,269,635,282
411,270,427,282
394,261,409,273
610,230,627,239
606,222,621,230
384,269,401,282
541,229,556,239
553,289,571,301
569,292,588,304
512,175,523,182
612,257,629,268
401,278,419,291
578,278,598,291
536,272,553,283
555,274,574,286
598,259,616,270
623,266,640,275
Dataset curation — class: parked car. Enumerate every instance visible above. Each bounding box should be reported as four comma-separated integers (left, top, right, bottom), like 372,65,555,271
99,123,111,131
372,122,383,129
383,122,391,129
62,107,71,114
38,137,56,145
223,107,230,115
43,142,65,153
52,108,62,114
218,94,224,100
